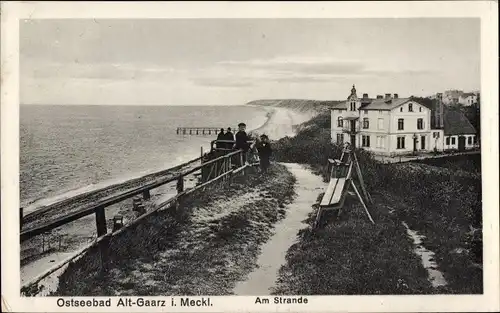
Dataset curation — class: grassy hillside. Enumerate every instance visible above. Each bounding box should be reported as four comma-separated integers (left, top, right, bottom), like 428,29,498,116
271,111,483,294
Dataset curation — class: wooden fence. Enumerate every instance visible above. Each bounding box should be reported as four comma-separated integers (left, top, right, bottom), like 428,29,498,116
20,148,252,294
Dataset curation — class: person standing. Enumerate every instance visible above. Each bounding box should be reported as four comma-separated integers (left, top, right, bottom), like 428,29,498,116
256,134,272,173
234,122,250,165
216,128,225,150
224,127,235,149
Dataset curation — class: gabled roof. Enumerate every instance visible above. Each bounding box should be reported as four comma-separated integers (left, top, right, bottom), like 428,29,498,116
358,97,411,110
460,92,476,98
443,107,476,135
332,97,428,111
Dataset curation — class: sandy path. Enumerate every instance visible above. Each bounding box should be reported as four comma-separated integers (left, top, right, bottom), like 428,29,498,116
232,163,325,295
402,222,448,288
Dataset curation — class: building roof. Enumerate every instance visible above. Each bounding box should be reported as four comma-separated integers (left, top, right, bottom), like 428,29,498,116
332,97,428,111
460,92,476,98
443,107,477,135
358,97,410,110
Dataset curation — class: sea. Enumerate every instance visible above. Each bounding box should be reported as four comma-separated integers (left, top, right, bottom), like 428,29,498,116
20,104,272,212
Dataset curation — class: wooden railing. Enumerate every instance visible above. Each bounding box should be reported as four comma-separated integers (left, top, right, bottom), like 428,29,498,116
20,148,253,294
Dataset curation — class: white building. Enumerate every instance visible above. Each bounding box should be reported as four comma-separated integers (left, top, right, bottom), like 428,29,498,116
458,92,478,106
330,85,478,156
442,90,463,105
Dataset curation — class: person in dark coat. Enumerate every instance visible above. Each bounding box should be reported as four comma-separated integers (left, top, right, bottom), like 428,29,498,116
256,134,272,173
216,128,225,150
223,127,235,149
234,122,250,165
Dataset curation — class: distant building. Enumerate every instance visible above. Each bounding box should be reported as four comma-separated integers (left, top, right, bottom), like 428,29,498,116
442,90,464,105
458,92,478,106
330,85,478,156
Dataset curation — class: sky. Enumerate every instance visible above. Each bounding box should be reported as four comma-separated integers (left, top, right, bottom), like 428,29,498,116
20,18,480,105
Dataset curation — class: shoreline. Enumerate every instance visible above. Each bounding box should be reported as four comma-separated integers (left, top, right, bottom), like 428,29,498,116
21,105,277,215
20,105,315,284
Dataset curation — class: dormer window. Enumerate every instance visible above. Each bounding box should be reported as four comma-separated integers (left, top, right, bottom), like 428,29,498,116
409,103,413,112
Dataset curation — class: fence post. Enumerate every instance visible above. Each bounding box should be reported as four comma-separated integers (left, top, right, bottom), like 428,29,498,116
95,206,110,272
143,190,151,201
177,175,184,194
95,206,107,237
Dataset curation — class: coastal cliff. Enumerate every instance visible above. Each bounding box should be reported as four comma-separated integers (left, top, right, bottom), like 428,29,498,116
246,99,341,114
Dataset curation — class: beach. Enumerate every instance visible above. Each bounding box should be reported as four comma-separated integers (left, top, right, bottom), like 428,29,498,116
20,104,318,288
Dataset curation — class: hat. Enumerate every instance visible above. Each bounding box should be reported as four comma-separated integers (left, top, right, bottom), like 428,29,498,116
227,127,231,131
238,122,246,127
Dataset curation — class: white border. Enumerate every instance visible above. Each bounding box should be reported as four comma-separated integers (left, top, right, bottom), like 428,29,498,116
1,1,499,312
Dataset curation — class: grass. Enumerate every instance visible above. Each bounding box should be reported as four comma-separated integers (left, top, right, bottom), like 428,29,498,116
52,164,296,296
271,111,483,294
271,193,433,295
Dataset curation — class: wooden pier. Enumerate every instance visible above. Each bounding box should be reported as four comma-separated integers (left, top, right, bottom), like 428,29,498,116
176,127,232,136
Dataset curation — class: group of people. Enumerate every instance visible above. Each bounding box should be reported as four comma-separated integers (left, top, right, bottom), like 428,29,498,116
215,122,272,173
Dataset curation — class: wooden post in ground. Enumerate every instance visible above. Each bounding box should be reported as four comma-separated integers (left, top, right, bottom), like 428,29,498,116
239,151,245,176
95,206,109,271
95,206,107,237
143,190,151,201
177,175,184,194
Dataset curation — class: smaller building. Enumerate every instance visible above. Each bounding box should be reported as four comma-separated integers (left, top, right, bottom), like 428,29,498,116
458,92,478,106
442,90,463,105
431,107,478,152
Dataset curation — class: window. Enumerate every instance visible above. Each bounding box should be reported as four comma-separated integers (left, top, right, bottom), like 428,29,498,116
433,132,440,138
446,137,450,145
398,118,404,130
376,136,385,148
337,117,343,127
363,110,368,114
417,118,424,130
378,110,383,114
400,107,403,112
474,136,478,144
409,103,413,112
451,137,456,145
350,102,356,111
467,136,472,145
362,135,371,147
336,133,344,144
378,118,384,130
363,118,369,129
397,136,405,149
419,107,422,112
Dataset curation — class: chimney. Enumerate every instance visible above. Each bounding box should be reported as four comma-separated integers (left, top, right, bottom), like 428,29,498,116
363,93,368,99
385,93,391,99
393,93,399,99
376,95,383,99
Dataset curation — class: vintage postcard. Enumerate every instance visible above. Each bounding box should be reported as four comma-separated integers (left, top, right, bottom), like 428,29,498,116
1,1,499,312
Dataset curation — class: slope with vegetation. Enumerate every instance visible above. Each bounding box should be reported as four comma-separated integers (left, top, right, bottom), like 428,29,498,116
271,111,483,294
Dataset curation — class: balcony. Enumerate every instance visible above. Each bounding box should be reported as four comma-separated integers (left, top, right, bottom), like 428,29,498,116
341,117,360,134
342,126,359,134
